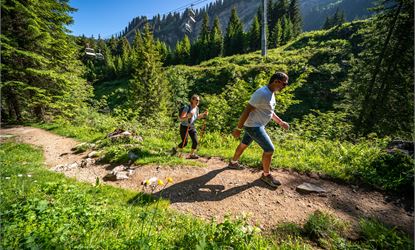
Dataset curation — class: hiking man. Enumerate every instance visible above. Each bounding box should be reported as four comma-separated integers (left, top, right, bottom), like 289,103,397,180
228,72,289,187
172,94,208,159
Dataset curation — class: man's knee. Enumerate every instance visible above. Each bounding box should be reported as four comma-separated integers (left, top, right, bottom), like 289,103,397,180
263,144,275,154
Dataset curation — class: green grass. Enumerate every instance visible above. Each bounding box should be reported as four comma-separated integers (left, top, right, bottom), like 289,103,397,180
0,142,273,249
1,142,412,249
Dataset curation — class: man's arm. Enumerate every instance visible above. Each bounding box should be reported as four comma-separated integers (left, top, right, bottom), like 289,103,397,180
272,112,289,130
232,103,256,138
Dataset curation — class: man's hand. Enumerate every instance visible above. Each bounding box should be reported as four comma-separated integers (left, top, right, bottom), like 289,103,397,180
203,110,209,118
232,128,241,138
280,121,289,130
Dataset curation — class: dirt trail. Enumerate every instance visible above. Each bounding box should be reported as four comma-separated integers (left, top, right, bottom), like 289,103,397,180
1,126,413,237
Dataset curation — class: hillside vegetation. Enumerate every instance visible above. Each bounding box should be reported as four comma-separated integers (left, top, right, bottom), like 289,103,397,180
1,0,413,248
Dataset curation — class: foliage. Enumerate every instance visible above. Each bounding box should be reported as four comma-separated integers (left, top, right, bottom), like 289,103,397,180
224,7,245,56
1,0,92,122
335,0,414,138
128,23,171,124
292,111,354,141
356,151,414,195
303,210,348,248
323,8,346,30
359,218,414,250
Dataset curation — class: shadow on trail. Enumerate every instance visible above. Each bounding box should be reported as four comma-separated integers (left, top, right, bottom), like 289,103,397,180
151,166,277,203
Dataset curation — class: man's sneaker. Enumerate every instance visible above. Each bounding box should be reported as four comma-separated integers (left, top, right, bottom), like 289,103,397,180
187,154,199,159
261,173,281,187
227,161,244,170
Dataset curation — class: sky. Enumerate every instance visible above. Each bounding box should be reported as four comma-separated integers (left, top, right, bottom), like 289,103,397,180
68,0,217,39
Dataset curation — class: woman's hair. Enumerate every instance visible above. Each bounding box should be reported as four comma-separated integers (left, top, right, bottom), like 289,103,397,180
190,94,200,101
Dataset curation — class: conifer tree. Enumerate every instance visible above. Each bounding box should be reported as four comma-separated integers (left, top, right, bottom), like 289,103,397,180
174,41,183,64
197,12,211,62
281,15,293,44
267,0,276,29
108,36,119,55
337,0,413,137
180,35,191,64
323,8,346,29
200,12,210,44
248,15,261,51
224,7,245,56
270,19,282,48
288,0,302,37
129,23,169,121
1,0,91,121
120,37,131,75
275,0,289,20
209,16,223,58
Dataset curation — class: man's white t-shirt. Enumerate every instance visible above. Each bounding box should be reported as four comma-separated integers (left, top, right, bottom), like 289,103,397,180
244,86,276,127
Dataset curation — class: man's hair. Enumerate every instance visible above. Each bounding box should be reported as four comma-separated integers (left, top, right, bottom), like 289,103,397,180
268,72,287,84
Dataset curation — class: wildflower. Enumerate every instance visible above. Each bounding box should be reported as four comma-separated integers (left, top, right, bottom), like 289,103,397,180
17,174,23,177
27,174,32,178
5,177,10,180
157,179,164,186
166,177,173,183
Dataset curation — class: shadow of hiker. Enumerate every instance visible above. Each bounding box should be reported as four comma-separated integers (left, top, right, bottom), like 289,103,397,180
150,166,278,204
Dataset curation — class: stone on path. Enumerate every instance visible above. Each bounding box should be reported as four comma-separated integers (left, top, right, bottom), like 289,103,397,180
296,182,326,194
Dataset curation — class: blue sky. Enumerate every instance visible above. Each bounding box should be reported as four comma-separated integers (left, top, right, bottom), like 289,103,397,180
68,0,216,38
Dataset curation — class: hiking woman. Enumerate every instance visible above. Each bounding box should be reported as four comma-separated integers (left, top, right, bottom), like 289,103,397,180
173,94,208,159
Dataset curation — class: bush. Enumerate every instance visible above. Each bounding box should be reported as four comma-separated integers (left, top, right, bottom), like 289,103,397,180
359,151,414,195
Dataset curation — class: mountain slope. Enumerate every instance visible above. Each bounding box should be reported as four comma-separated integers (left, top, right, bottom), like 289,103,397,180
122,0,374,47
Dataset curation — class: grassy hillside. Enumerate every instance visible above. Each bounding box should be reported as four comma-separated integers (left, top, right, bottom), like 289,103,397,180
95,21,365,123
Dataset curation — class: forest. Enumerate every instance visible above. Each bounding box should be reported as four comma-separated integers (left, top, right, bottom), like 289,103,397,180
1,0,414,249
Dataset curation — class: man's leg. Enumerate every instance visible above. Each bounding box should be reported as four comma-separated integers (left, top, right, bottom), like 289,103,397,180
262,151,273,174
245,126,280,187
231,143,249,162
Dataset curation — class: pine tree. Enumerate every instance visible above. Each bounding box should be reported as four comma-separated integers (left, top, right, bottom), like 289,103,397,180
333,8,346,26
180,35,191,64
275,0,289,20
198,12,211,62
248,15,261,51
267,0,276,29
224,7,245,56
1,0,91,121
200,12,210,44
129,23,169,121
323,8,346,29
270,19,282,48
288,0,302,37
209,16,223,58
281,15,293,44
337,0,413,137
120,37,131,76
108,36,119,55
